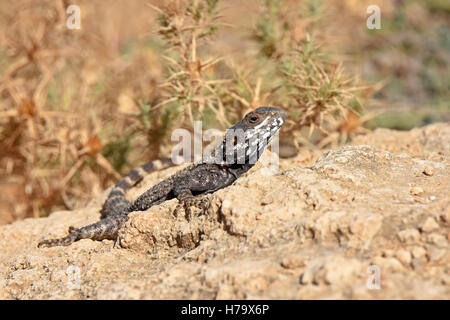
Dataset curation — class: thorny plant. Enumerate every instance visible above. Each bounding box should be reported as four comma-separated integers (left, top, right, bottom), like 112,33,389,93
280,37,374,146
0,1,162,220
149,0,233,130
251,0,375,148
0,0,376,222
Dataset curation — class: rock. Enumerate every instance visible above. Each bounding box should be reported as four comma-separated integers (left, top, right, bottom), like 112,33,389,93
423,166,434,176
427,247,446,262
426,233,448,247
441,274,450,286
395,250,412,266
0,123,450,299
410,187,424,196
411,257,427,270
300,255,363,286
382,249,395,257
372,256,405,272
280,254,305,269
420,217,439,233
397,229,421,244
442,205,450,223
410,246,427,259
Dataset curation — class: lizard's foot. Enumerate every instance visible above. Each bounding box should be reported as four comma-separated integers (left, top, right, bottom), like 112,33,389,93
174,195,210,220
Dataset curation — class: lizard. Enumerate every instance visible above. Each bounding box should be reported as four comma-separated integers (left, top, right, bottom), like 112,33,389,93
38,106,286,248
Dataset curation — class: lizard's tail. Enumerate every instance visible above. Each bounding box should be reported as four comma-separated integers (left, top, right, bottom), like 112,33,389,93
37,232,78,248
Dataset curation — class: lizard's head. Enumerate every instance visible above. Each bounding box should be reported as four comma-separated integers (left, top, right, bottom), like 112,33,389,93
220,106,286,165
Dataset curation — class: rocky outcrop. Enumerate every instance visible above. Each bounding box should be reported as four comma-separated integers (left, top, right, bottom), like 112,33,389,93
0,123,449,299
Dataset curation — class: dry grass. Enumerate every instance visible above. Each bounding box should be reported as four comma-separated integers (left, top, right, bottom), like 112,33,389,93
1,0,446,223
0,0,163,221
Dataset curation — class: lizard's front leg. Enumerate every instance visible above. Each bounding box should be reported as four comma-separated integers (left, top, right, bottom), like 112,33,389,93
128,179,173,212
173,165,236,219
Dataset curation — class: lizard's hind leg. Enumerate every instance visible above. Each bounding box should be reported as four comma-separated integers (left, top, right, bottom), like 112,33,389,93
38,215,128,248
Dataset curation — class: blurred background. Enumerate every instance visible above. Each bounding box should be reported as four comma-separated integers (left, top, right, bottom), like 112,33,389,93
0,0,448,224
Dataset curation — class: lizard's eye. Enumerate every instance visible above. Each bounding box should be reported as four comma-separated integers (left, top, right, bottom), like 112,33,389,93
247,113,261,125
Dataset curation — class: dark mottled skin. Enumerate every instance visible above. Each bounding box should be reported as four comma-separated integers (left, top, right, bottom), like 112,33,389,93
38,107,286,248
